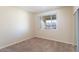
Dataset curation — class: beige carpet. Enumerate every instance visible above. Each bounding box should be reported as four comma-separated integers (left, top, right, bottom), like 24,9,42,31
0,37,75,52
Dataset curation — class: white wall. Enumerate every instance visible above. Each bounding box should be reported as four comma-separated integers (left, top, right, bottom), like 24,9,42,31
35,7,74,45
0,7,35,48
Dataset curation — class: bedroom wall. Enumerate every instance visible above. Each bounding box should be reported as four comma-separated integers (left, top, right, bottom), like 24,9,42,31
0,7,35,48
35,7,74,45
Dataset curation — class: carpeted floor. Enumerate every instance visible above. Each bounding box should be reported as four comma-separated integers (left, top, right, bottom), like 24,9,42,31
0,37,75,52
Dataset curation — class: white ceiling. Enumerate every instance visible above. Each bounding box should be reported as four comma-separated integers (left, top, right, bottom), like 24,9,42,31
17,6,63,13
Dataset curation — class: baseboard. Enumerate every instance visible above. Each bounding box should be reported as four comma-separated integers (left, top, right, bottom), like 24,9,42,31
35,36,75,46
0,36,34,50
0,36,75,50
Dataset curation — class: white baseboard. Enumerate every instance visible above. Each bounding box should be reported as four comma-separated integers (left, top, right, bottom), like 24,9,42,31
0,36,33,49
0,36,75,50
35,36,75,45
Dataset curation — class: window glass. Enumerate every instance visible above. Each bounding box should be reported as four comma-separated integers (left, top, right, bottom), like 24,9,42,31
41,15,56,29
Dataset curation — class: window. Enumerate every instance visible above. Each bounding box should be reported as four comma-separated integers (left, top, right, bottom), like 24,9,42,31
40,15,56,29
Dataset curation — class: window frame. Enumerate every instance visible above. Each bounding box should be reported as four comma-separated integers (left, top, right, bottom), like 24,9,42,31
40,14,57,29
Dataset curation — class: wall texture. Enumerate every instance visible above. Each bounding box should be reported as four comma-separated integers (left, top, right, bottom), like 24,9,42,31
35,7,74,45
0,7,35,48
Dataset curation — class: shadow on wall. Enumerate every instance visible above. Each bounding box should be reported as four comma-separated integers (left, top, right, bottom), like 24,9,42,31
0,7,34,47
